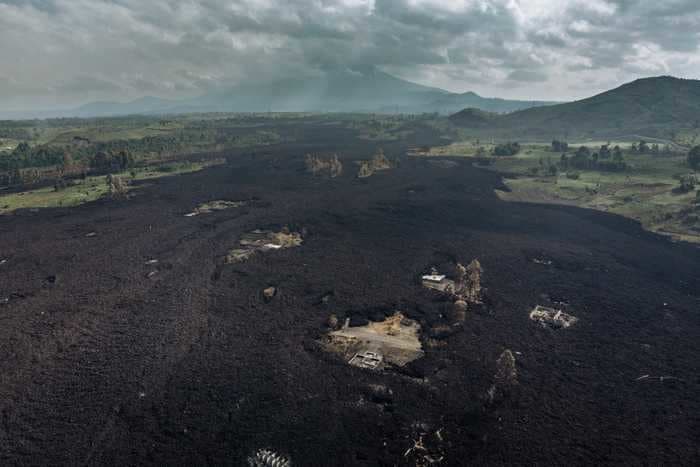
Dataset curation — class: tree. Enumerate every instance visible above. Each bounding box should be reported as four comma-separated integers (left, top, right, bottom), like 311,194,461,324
486,349,518,405
107,174,128,199
551,140,568,152
688,146,700,170
677,174,697,193
464,259,483,303
612,145,623,160
576,146,591,158
559,153,569,169
493,142,520,156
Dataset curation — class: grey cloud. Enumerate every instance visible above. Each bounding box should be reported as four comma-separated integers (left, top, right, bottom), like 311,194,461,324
507,69,548,83
1,0,700,108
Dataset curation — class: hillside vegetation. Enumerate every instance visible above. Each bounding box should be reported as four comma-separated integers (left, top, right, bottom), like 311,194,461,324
450,76,700,141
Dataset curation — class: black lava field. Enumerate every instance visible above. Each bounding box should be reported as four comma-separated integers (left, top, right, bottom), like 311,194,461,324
1,124,698,466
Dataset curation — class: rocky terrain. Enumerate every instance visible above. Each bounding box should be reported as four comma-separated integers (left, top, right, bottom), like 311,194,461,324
0,125,698,466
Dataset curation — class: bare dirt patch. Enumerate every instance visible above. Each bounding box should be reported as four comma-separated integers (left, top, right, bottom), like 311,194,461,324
323,313,424,370
185,200,248,217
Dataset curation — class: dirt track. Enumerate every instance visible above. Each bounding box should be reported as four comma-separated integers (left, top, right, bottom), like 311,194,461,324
0,123,699,466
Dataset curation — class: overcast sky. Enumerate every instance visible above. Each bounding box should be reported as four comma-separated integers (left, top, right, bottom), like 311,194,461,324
2,0,700,110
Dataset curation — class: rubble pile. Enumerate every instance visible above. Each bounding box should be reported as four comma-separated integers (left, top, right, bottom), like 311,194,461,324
185,200,247,217
357,149,393,178
226,228,303,264
529,305,578,329
304,153,343,178
323,312,424,370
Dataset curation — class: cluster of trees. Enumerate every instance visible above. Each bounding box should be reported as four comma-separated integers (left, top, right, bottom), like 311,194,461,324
677,174,697,193
89,150,135,172
551,140,569,152
560,144,628,172
492,142,521,156
629,140,672,155
0,142,67,171
304,153,343,178
0,120,37,140
688,146,700,170
358,149,393,178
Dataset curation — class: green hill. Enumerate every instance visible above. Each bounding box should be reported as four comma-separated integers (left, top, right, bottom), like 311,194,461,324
450,76,700,140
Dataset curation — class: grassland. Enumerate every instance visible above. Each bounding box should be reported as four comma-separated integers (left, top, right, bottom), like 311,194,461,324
0,160,219,214
420,141,700,244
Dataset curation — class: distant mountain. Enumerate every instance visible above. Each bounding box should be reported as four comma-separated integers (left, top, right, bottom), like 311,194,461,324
71,96,176,117
450,76,700,139
1,68,557,119
430,91,556,114
189,68,452,113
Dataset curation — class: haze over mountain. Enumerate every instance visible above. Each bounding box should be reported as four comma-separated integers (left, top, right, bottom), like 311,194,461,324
450,76,700,140
0,68,558,119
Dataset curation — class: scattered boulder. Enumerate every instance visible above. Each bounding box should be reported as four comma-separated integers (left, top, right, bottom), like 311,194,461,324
263,286,277,302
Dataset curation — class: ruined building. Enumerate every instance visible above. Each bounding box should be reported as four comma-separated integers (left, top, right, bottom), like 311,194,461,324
357,148,393,178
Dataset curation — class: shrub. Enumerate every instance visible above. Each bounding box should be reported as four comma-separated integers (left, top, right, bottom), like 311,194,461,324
492,142,520,156
688,146,700,170
676,174,697,193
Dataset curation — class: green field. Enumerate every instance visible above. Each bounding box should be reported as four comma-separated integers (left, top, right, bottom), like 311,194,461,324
0,161,219,214
421,141,700,244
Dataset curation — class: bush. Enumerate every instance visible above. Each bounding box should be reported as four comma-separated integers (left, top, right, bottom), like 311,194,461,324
53,179,71,191
688,146,700,170
492,142,521,156
676,174,697,193
566,172,580,180
551,140,568,152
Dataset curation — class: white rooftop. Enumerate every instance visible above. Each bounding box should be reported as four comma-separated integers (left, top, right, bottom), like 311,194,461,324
422,274,446,282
